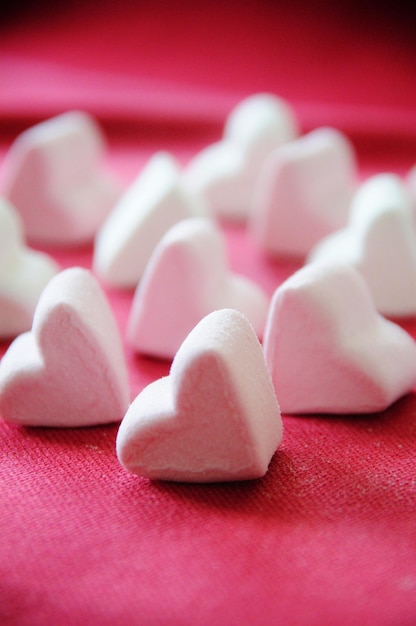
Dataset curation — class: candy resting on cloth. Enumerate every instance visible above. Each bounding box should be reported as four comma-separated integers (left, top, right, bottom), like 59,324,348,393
263,262,416,414
117,308,282,482
0,267,130,427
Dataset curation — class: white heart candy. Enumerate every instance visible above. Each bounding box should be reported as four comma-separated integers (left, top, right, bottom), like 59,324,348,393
249,127,357,257
0,267,130,427
127,218,269,359
308,173,416,317
1,111,122,245
183,93,299,221
0,198,59,339
263,262,416,414
117,308,283,482
93,151,206,288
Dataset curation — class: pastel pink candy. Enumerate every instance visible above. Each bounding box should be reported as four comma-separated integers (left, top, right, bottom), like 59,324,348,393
117,308,282,482
127,218,269,360
263,262,416,414
0,267,130,427
0,198,59,338
93,151,206,288
406,165,416,205
1,111,122,245
250,127,357,257
183,93,299,221
308,173,416,317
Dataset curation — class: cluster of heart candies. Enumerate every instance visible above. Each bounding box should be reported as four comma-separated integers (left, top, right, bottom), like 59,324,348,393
0,93,416,482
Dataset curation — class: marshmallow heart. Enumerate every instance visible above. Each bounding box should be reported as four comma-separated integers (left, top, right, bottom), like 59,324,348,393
1,111,122,245
263,262,416,415
0,198,59,339
249,127,357,257
93,151,206,289
183,93,299,221
308,173,416,317
117,308,282,482
0,267,130,427
127,218,269,359
407,165,416,206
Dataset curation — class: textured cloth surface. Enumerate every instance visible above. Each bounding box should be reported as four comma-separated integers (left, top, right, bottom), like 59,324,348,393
1,2,416,624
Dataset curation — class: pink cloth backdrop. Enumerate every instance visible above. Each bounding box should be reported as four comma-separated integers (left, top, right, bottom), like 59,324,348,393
1,2,416,624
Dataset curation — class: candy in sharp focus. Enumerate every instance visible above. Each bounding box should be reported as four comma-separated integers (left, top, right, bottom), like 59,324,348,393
0,198,60,338
263,262,416,415
126,217,269,360
308,173,416,317
1,111,122,245
183,93,299,222
0,267,130,427
93,151,207,289
249,127,358,258
117,308,283,482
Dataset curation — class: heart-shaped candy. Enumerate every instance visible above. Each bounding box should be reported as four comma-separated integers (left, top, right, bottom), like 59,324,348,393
0,198,59,339
93,151,206,289
183,93,298,221
0,267,130,427
1,111,122,245
249,127,357,257
117,308,282,482
263,262,416,414
308,173,416,317
127,218,269,359
406,164,416,206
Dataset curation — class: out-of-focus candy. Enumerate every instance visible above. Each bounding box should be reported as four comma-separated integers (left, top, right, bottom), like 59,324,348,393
1,111,122,245
183,93,299,221
250,127,357,257
308,173,416,317
93,151,207,289
0,198,59,338
127,218,270,359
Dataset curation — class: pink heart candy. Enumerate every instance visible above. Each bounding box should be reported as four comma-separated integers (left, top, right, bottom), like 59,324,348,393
0,267,130,427
0,198,59,339
127,218,270,360
250,127,357,257
308,173,416,317
263,262,416,414
117,308,283,482
1,111,122,245
183,93,299,222
93,151,206,289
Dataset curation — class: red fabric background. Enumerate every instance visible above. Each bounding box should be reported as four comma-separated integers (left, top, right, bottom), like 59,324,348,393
1,2,416,624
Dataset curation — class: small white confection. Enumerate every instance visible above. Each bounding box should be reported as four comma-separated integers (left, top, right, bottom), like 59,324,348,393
249,127,357,257
127,218,270,359
263,262,416,414
0,267,130,427
1,111,122,245
93,151,207,289
183,93,299,221
223,93,299,149
308,173,416,317
407,165,416,204
117,308,283,482
0,198,59,338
